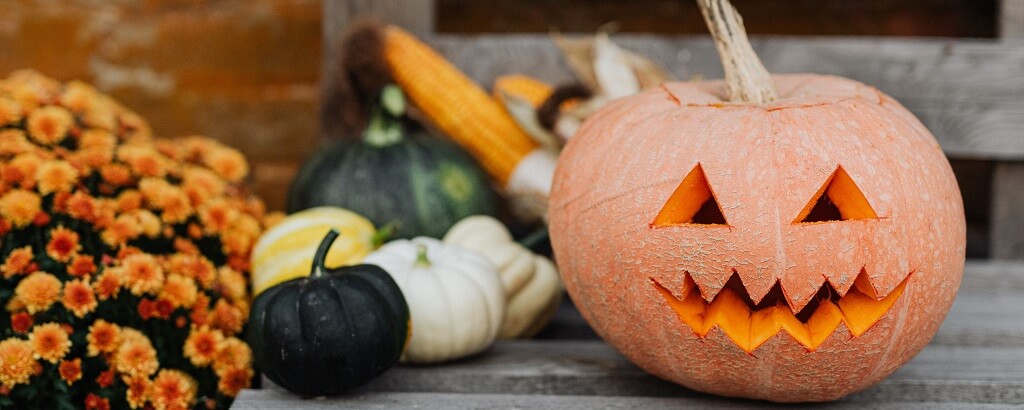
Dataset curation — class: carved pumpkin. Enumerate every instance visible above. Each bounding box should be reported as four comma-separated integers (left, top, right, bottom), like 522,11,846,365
547,0,966,402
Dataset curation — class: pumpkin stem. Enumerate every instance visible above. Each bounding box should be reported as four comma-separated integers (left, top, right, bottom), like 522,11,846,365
363,84,406,147
312,229,340,278
696,0,777,103
414,244,432,268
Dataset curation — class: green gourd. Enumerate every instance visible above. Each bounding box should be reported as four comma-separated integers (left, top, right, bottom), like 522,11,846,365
247,230,409,396
288,85,497,239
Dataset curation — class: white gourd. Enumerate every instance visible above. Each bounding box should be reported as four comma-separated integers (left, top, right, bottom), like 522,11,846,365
443,216,563,338
363,237,504,364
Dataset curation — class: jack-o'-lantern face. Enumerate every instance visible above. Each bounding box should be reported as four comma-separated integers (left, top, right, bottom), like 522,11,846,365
650,163,907,352
548,75,966,402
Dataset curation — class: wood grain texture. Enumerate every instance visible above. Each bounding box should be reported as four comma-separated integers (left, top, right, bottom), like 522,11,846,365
234,390,1021,409
235,261,1024,407
1002,0,1024,38
990,163,1024,259
424,34,1024,160
247,341,1024,404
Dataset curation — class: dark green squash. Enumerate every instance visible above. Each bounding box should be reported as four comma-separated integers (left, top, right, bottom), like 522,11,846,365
288,85,497,239
247,230,410,396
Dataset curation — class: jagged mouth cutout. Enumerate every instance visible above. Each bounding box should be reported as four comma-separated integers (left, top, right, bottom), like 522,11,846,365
649,163,906,352
651,271,910,353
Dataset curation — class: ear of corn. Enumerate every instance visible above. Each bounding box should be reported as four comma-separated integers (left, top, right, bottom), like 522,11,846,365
493,75,553,108
382,26,539,186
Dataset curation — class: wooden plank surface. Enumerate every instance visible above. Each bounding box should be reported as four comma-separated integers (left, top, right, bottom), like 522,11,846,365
234,261,1024,408
425,34,1024,161
236,391,1021,409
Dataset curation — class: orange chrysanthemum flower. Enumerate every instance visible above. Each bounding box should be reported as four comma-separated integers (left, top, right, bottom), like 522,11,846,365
114,335,158,377
209,299,245,335
1,246,35,278
14,271,61,314
167,254,216,289
101,214,142,247
181,167,225,205
99,163,132,186
46,225,81,262
197,199,237,234
0,338,35,388
3,153,42,190
29,322,71,363
151,369,197,410
203,147,248,183
0,97,23,126
87,319,121,357
183,326,223,367
131,210,162,238
159,274,197,309
0,130,33,156
216,267,247,302
216,367,252,397
65,191,97,222
212,337,252,376
116,190,143,213
26,105,73,145
58,358,82,385
62,279,97,318
94,269,122,300
68,254,97,277
121,253,164,296
35,160,79,195
84,393,111,410
159,190,192,224
0,189,41,227
123,374,151,409
118,146,167,178
78,128,117,150
9,312,33,334
95,369,114,388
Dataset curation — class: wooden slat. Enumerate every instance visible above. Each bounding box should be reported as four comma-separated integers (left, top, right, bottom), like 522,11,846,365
236,261,1024,407
1003,0,1024,38
990,164,1024,259
247,341,1024,404
425,34,1024,160
234,390,1021,409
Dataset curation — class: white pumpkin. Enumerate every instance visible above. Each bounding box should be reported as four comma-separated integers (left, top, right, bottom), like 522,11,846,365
443,216,563,338
363,237,504,363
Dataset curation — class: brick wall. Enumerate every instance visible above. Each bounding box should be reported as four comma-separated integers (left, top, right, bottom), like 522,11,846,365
0,0,322,210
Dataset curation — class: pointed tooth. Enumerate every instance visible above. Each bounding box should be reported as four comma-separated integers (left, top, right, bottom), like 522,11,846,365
648,270,692,301
838,274,910,337
691,267,731,303
780,268,827,313
653,279,709,337
772,304,812,349
736,265,775,306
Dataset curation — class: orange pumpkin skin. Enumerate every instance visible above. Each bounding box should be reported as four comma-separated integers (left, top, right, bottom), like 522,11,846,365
548,74,965,402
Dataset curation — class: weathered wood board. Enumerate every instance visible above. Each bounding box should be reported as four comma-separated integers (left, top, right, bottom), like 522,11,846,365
234,261,1024,408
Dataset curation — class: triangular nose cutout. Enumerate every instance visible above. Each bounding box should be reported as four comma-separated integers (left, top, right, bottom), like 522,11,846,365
652,164,727,226
795,166,878,223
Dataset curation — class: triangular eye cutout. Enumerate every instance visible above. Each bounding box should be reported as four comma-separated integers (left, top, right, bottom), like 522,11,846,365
652,164,728,226
795,166,878,223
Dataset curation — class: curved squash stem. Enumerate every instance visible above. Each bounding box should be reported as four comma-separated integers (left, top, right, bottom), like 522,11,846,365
312,229,341,278
414,244,432,268
696,0,777,103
